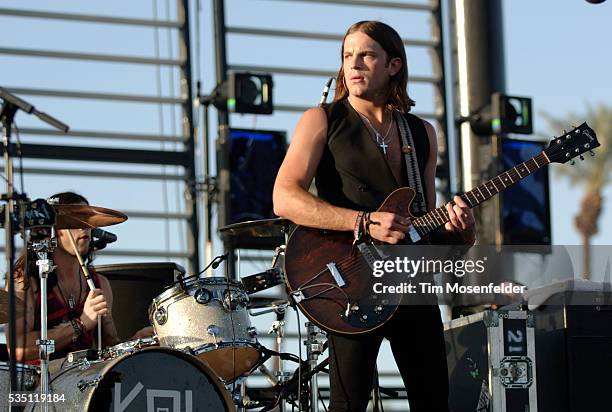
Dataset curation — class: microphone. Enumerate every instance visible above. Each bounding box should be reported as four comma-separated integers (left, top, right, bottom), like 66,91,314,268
91,228,117,250
92,228,117,243
319,77,335,107
212,253,229,269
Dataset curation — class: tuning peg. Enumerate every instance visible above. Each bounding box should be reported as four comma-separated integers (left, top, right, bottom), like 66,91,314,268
590,151,595,156
570,160,576,165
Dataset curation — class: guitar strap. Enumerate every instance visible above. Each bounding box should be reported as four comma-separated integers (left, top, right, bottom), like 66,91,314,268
394,111,427,214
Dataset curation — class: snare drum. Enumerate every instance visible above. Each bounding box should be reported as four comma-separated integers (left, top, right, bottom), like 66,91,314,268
0,361,38,409
150,277,260,381
27,347,233,411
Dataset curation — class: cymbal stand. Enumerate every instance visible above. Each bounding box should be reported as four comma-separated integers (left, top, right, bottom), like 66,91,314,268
270,304,286,372
31,232,57,412
305,322,326,412
275,371,292,412
230,377,248,412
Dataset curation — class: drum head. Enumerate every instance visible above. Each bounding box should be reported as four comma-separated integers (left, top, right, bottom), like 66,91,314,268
40,348,233,411
196,343,261,382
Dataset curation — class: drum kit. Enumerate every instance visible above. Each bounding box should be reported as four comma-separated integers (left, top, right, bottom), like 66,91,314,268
1,200,329,412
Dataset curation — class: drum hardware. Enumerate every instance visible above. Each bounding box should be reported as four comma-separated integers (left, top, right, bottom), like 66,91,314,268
207,325,221,347
305,322,326,412
76,377,100,391
271,244,285,269
275,371,292,412
195,287,212,304
30,232,57,412
66,349,98,364
247,297,289,311
153,305,167,324
242,267,284,295
257,363,279,386
100,336,159,360
255,354,328,412
224,288,249,310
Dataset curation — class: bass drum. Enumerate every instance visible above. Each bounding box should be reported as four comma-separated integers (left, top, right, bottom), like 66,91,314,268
27,347,233,412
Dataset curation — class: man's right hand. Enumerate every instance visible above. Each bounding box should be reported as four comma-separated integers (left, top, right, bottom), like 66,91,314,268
367,212,411,244
80,289,108,331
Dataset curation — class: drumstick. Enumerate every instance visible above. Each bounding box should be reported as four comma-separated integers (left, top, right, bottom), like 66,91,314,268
66,230,103,352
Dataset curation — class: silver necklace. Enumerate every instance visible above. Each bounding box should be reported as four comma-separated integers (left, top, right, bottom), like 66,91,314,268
358,112,394,155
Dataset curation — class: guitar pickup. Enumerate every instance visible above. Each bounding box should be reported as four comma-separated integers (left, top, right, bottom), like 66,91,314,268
326,262,346,288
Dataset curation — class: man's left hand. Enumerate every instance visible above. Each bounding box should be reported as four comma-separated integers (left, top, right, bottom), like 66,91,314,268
444,195,476,245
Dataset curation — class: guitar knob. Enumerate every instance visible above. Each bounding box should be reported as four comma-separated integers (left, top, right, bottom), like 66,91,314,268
360,314,368,323
580,155,584,161
570,160,576,165
590,151,595,156
374,305,383,315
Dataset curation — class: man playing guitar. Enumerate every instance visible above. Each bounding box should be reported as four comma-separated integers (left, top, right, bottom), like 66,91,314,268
273,21,476,412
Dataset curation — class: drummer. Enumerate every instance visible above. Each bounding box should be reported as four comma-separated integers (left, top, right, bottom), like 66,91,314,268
5,192,153,363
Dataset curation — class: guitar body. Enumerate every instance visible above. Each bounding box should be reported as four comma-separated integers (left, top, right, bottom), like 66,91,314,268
284,187,419,335
283,122,599,335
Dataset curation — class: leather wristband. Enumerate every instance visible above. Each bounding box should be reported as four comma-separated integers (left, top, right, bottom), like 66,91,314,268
70,318,83,342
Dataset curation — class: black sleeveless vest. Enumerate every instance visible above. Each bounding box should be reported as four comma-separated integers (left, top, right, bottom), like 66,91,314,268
316,99,430,212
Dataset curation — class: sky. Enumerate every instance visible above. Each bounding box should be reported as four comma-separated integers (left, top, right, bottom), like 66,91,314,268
1,0,612,405
502,0,612,248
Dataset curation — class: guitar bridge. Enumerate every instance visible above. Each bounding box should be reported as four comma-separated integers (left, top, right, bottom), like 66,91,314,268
327,263,345,287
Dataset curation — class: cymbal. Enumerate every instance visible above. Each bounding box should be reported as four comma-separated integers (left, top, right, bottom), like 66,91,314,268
219,218,290,239
55,204,128,229
0,290,24,324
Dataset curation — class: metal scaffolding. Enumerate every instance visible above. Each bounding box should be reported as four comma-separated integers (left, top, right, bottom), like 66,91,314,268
0,1,200,273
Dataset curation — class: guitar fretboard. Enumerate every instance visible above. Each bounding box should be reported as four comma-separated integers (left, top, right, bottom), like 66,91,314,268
413,151,550,236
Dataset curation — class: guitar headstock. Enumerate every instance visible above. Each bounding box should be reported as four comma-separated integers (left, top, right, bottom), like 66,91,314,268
545,122,599,164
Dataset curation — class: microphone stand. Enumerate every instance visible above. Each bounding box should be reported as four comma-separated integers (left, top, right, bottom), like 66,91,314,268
0,87,69,396
1,87,20,398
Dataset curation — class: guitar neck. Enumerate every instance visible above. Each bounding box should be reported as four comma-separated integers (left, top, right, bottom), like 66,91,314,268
413,151,551,237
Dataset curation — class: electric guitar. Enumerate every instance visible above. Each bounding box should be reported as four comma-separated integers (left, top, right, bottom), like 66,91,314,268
284,123,599,334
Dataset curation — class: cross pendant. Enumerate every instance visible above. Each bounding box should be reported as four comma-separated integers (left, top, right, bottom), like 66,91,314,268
379,141,388,155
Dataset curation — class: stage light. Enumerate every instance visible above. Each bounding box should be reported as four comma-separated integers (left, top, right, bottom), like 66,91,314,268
468,92,533,135
228,72,273,115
